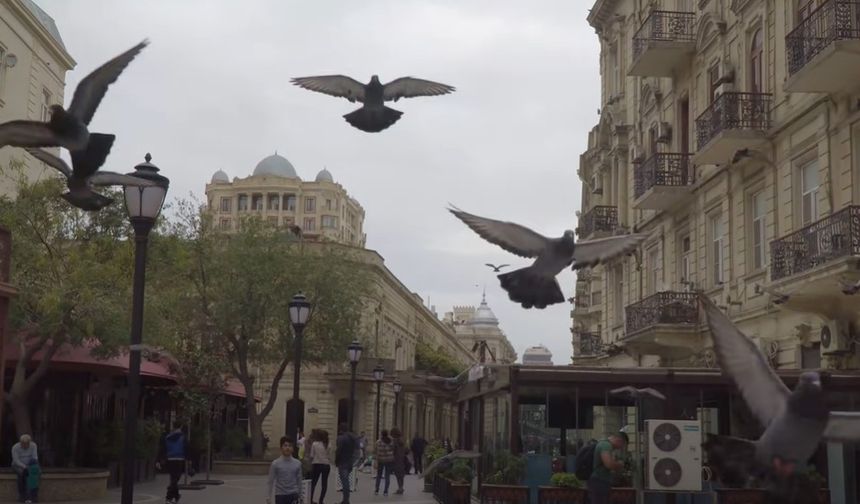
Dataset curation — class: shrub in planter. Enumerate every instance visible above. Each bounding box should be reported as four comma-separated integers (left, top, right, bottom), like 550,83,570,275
550,473,583,488
482,452,528,504
539,473,587,504
443,459,474,484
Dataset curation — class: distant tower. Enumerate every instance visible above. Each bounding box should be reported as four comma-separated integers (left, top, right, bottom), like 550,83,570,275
522,344,553,366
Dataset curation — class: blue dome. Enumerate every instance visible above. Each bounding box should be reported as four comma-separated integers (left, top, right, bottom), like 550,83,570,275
253,153,299,179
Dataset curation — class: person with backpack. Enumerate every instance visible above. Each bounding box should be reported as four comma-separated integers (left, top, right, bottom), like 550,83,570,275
157,423,190,504
579,432,628,504
335,423,357,504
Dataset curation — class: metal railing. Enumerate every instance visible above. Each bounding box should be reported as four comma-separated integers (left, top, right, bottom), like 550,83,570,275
633,153,694,199
695,92,772,151
576,205,618,237
625,291,698,335
787,0,860,76
633,10,697,61
770,205,860,281
578,332,603,356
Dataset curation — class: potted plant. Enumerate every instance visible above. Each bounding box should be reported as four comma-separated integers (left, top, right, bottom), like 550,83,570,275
439,460,473,504
805,466,829,504
424,441,447,493
481,452,528,504
539,472,586,504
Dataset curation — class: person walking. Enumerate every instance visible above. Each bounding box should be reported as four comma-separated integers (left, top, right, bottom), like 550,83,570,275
390,428,408,495
410,434,427,475
587,432,628,504
335,423,358,504
11,434,38,503
374,430,394,496
297,430,306,459
309,429,332,504
157,423,190,504
267,437,303,504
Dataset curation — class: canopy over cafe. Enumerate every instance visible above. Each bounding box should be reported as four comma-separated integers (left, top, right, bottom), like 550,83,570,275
456,364,860,504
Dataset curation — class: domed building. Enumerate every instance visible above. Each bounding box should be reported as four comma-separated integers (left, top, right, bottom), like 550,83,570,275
445,292,517,364
204,152,365,247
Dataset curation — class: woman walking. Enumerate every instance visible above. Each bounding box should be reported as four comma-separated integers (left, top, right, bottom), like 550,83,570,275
308,430,331,504
390,428,408,495
374,430,394,496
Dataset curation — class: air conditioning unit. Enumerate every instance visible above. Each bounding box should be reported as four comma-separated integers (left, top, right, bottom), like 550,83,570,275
820,319,852,355
656,121,672,144
646,419,702,492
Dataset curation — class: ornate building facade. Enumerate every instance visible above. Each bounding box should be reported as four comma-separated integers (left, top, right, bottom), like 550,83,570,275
444,293,518,365
573,0,860,371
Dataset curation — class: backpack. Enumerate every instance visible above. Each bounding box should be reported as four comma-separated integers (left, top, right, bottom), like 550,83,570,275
574,440,598,480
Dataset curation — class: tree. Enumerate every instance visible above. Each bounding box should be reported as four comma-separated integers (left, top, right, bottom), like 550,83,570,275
0,166,133,436
172,203,372,458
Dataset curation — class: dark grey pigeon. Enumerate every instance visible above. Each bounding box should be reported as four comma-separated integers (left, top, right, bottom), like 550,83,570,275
26,147,155,212
450,206,648,309
485,263,510,273
291,75,455,132
698,295,860,485
0,40,148,152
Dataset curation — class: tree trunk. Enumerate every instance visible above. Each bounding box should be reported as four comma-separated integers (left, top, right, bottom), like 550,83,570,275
248,406,265,459
8,396,32,438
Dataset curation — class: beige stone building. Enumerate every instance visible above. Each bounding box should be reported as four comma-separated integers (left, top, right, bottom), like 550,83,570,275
573,0,860,371
0,0,74,193
522,345,553,366
444,293,518,364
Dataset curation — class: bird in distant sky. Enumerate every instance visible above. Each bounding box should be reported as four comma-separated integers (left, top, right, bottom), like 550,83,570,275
485,263,510,273
291,74,455,132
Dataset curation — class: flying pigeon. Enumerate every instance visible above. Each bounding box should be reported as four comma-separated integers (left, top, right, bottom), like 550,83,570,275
0,40,148,152
485,263,510,273
609,386,667,401
449,206,648,309
698,295,860,485
26,147,156,211
291,75,455,132
421,450,482,480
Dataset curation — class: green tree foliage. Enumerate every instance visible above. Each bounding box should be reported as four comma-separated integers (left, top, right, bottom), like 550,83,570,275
415,341,464,378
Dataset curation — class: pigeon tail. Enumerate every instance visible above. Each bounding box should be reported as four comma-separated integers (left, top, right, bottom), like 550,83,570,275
343,105,403,132
71,133,115,177
497,266,564,309
702,434,759,488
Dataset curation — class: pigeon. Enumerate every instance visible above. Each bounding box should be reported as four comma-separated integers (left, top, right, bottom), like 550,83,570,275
0,40,148,152
449,206,648,309
26,147,156,211
291,75,455,132
698,294,860,485
609,386,667,401
485,263,510,273
421,450,481,480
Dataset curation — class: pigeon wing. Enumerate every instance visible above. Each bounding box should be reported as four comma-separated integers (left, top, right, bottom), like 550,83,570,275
70,133,115,178
823,411,860,442
699,295,790,427
25,148,72,178
572,233,649,269
68,40,149,125
88,172,157,187
0,121,61,148
449,207,548,258
291,75,366,103
383,77,455,102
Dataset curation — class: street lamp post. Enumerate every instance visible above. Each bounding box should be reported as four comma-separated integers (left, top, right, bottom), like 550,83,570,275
392,379,402,427
288,293,311,442
347,340,363,432
120,154,169,504
373,364,385,442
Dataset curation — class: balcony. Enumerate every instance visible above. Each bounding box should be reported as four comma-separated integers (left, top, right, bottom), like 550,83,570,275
576,205,618,239
694,92,772,165
624,291,701,357
785,1,860,93
576,332,604,358
629,11,696,77
770,206,860,294
633,153,694,210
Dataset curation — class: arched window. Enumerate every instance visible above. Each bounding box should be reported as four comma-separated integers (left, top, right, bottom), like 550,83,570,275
750,29,764,93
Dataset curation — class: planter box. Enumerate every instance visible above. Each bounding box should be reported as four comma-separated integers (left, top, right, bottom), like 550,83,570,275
213,459,271,475
480,483,529,504
715,488,766,504
609,487,635,504
0,469,109,502
432,475,470,504
819,489,830,504
538,486,587,504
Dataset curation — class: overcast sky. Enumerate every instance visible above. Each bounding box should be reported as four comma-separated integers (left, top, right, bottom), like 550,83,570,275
39,0,599,364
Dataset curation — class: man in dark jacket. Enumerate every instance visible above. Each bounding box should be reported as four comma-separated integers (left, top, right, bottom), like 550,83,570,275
157,423,190,504
334,423,357,504
409,434,427,474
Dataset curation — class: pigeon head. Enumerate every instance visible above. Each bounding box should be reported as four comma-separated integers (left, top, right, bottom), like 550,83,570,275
562,230,575,242
371,75,381,83
798,371,822,389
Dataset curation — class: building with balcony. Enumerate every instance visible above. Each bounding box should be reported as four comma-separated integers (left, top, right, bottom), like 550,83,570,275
576,0,860,375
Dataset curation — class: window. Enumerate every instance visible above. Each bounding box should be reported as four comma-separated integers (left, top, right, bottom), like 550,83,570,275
284,194,297,211
251,194,263,211
797,0,817,24
305,197,316,213
219,197,232,212
237,194,249,211
708,61,721,104
801,160,820,225
710,214,724,286
267,194,280,210
41,89,52,121
283,217,294,227
219,218,231,231
679,235,692,286
321,215,337,228
612,264,624,323
751,192,767,270
646,247,659,295
303,217,316,231
326,199,334,211
609,44,619,95
750,29,763,93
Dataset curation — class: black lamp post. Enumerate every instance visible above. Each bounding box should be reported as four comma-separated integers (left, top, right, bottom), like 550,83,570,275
347,340,362,432
392,379,402,427
288,292,311,442
373,364,385,441
121,154,169,504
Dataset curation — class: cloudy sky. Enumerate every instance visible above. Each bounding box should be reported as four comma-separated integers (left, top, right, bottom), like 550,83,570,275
39,0,600,363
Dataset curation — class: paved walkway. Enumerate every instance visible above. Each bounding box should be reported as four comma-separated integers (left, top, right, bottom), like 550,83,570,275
65,470,434,504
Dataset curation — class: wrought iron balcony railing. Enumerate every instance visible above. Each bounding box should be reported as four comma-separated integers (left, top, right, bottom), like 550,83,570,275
633,153,694,199
695,92,772,151
633,10,697,61
577,206,618,237
787,0,860,76
577,332,603,357
625,291,698,335
770,205,860,281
